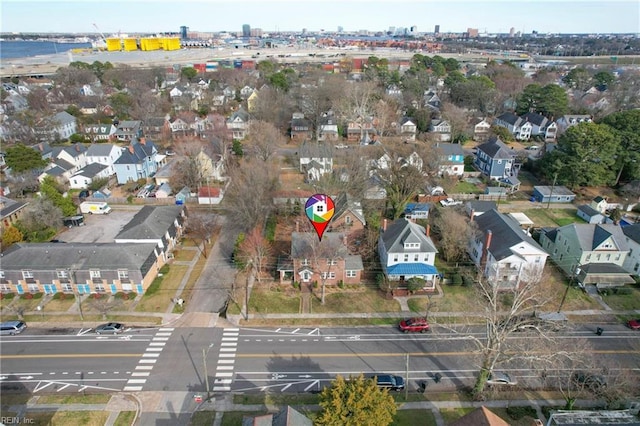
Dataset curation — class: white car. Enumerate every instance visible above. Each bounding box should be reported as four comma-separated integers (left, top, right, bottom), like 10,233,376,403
440,198,462,207
487,372,517,386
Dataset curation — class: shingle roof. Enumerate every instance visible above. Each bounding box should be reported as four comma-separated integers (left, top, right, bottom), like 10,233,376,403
115,205,183,241
381,218,437,254
437,143,465,156
0,242,158,270
86,144,118,157
333,193,366,226
561,223,629,251
72,162,108,178
476,137,514,160
474,209,546,261
114,139,156,165
496,112,521,126
299,140,332,159
449,406,510,426
0,196,28,219
521,111,548,127
622,223,640,244
291,232,348,259
577,204,602,217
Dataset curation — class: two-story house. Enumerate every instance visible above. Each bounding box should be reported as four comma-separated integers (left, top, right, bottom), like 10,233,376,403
113,120,143,142
346,116,378,143
429,119,452,142
290,112,313,142
436,143,465,177
471,118,491,142
113,137,158,184
327,192,366,237
493,112,532,141
226,108,250,140
623,224,640,275
278,232,364,285
0,242,164,296
69,163,110,189
1,196,28,230
85,143,123,176
378,218,439,290
474,137,518,180
539,223,633,289
318,112,339,142
397,117,417,142
34,111,78,142
556,114,592,135
83,123,116,141
468,209,548,290
299,141,333,181
520,112,557,142
114,206,185,261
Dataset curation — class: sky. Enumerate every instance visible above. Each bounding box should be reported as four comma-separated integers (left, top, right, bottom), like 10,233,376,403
2,0,639,35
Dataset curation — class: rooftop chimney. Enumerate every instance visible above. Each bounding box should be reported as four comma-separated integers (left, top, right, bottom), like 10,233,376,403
426,224,430,237
140,137,146,145
481,230,492,267
128,145,134,154
383,218,387,232
296,220,299,233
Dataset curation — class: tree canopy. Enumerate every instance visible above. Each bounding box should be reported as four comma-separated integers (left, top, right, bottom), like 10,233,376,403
516,83,568,117
601,109,640,184
315,374,397,426
538,122,618,188
5,143,48,173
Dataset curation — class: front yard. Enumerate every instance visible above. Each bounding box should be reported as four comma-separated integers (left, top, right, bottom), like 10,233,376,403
523,208,584,227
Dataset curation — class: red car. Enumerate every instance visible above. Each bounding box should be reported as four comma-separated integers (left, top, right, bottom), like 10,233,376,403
399,317,430,333
627,319,640,330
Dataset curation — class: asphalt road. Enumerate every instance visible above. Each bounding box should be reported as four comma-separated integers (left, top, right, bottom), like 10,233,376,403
2,323,638,395
0,325,176,394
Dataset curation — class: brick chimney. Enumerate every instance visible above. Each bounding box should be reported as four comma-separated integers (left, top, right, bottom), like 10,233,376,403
140,137,146,145
426,224,430,237
128,145,134,154
469,210,475,221
296,220,299,233
480,230,492,266
382,218,387,232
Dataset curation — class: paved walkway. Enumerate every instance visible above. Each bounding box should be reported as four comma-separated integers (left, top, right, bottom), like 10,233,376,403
7,391,604,426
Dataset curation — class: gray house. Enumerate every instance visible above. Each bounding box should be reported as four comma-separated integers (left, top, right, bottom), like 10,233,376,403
532,186,576,203
577,204,606,224
113,138,158,184
114,205,185,260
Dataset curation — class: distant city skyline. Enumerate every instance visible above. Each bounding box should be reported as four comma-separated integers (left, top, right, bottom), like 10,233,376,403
2,0,639,35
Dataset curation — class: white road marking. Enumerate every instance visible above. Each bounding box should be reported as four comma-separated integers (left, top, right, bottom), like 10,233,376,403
56,384,71,392
126,379,147,384
304,380,320,392
135,366,154,370
123,386,143,391
221,342,237,346
214,378,232,384
215,372,233,377
221,337,238,341
218,359,235,364
225,328,239,332
138,359,157,364
220,348,237,352
212,386,231,391
142,353,160,358
216,366,234,370
281,383,293,392
158,328,175,332
149,342,166,346
152,337,169,341
145,347,164,352
77,328,92,336
131,372,150,377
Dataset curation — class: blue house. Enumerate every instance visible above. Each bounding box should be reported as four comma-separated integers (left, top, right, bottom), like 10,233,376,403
532,185,576,203
403,203,431,220
113,138,159,184
474,137,518,180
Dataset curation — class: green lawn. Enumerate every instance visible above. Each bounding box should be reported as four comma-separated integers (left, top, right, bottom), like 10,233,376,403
191,411,217,426
440,407,476,423
135,265,189,312
522,208,583,227
228,287,301,315
454,181,484,194
22,410,109,426
221,411,269,426
391,409,437,426
36,394,111,404
601,286,640,311
113,411,136,425
310,288,400,313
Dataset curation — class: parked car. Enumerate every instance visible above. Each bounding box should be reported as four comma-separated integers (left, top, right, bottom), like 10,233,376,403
0,320,27,336
95,322,124,334
627,318,640,330
486,372,517,385
399,317,430,333
373,374,405,391
572,371,607,392
440,198,463,207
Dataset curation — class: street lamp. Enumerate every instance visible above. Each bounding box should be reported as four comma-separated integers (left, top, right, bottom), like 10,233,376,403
202,343,214,399
68,268,84,321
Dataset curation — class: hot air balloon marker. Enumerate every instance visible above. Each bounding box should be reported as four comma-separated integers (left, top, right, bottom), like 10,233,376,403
305,194,335,241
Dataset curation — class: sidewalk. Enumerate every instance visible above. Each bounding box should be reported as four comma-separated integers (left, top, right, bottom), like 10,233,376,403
7,391,603,426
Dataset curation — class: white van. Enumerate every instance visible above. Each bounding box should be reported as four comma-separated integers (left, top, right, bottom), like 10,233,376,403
80,202,112,215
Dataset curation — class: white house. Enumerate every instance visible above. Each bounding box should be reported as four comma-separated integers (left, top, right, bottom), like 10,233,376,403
468,209,548,290
623,224,640,275
378,218,439,290
429,119,452,142
299,141,333,181
85,143,122,176
69,163,110,189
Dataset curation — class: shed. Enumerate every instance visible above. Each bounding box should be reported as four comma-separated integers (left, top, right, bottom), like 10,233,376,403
507,212,535,228
198,186,223,205
532,185,576,203
577,204,606,224
175,186,190,205
92,188,111,199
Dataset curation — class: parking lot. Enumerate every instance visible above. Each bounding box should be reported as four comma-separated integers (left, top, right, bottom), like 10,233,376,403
56,208,141,243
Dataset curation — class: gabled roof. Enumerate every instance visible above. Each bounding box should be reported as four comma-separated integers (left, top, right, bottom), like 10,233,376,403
476,137,514,160
86,144,119,157
449,406,510,426
52,111,76,126
332,193,366,226
466,200,497,213
496,112,521,126
228,108,249,123
52,143,87,159
299,140,332,159
474,209,546,261
198,186,221,197
0,196,28,219
559,223,629,252
72,162,108,178
380,218,437,254
114,139,157,165
437,143,465,157
115,205,183,241
521,111,548,127
577,204,602,218
404,203,431,215
533,185,575,196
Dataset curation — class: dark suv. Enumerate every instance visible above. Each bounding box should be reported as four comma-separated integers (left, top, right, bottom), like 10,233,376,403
374,374,405,391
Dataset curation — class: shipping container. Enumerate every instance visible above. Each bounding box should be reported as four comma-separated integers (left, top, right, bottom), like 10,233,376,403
193,63,206,73
233,59,243,69
322,63,334,72
352,58,365,70
241,60,256,70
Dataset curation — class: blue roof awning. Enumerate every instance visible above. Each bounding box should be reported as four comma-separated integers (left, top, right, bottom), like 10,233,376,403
387,263,438,275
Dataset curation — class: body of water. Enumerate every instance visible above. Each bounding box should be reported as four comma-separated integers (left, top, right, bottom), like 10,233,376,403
0,40,93,60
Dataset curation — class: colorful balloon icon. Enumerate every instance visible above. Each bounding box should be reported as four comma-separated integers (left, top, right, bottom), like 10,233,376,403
305,194,335,241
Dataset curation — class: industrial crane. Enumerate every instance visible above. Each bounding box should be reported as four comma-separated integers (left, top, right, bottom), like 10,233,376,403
92,23,107,50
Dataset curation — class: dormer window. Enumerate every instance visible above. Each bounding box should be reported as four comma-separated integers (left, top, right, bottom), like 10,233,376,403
404,243,420,249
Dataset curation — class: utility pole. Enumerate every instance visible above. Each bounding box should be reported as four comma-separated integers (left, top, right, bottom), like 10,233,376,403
547,172,557,210
203,347,210,399
69,268,84,321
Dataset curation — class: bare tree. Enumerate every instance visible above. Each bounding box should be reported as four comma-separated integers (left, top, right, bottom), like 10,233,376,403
223,158,279,232
465,272,551,397
244,120,284,162
90,297,120,320
168,140,214,191
372,149,426,219
185,211,218,258
237,225,272,285
20,197,64,232
375,98,402,137
249,87,295,132
431,208,475,262
441,103,471,143
26,87,51,113
293,72,348,137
